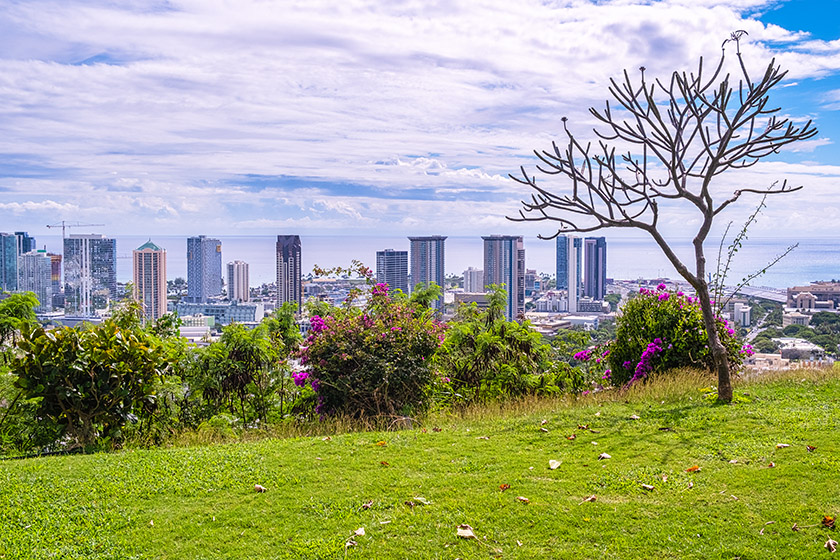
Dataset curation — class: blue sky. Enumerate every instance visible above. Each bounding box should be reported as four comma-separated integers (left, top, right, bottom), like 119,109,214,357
0,0,838,242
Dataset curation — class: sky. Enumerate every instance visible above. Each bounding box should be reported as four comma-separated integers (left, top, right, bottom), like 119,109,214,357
1,0,839,245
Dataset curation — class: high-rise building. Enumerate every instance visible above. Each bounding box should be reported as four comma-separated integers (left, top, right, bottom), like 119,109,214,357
276,235,302,311
463,267,484,293
557,235,582,313
186,235,222,303
0,233,17,292
584,237,607,300
14,231,36,257
64,234,117,316
133,240,167,322
408,236,446,311
227,260,250,302
18,250,52,312
376,249,408,293
48,253,63,308
482,235,525,321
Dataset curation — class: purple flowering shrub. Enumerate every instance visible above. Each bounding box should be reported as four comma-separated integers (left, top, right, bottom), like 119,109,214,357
296,283,447,417
605,284,748,385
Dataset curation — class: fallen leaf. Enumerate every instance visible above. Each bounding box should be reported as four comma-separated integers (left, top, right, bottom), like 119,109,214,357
322,436,331,441
595,411,601,417
361,500,373,510
254,484,267,493
591,441,598,446
765,521,776,525
658,427,673,432
404,501,415,508
686,465,701,473
477,436,490,440
598,453,611,460
345,540,357,548
731,495,739,501
354,527,365,536
149,520,154,527
413,496,431,505
792,523,799,532
767,462,775,468
687,481,694,489
380,520,391,525
629,415,641,420
380,461,390,467
807,445,817,452
577,424,589,430
641,484,655,491
661,475,668,483
589,429,601,434
567,434,577,440
499,484,511,492
376,441,387,446
826,538,838,553
729,459,738,464
776,443,790,449
516,496,530,504
432,427,442,432
539,427,549,433
517,540,523,546
541,419,548,425
549,460,561,470
579,495,597,505
456,524,476,539
823,516,836,529
315,457,323,461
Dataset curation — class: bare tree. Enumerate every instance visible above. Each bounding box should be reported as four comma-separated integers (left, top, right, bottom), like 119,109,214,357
509,32,817,402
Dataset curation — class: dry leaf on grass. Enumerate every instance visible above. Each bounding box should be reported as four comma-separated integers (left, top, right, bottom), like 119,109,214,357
432,427,442,432
792,523,800,532
729,459,738,464
807,445,817,452
380,461,390,467
345,540,357,548
322,436,331,441
361,500,373,510
499,484,511,492
768,462,775,468
254,484,267,493
541,419,548,425
539,427,549,433
823,516,836,529
413,497,431,505
376,441,387,446
549,460,561,470
826,538,838,553
776,443,790,449
477,436,490,440
567,434,577,440
685,465,701,472
516,496,530,504
579,495,597,505
598,453,611,460
687,481,694,489
354,527,365,536
456,525,476,539
641,484,655,491
577,424,589,430
629,415,641,420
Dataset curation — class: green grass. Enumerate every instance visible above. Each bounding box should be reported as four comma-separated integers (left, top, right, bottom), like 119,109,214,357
1,369,839,559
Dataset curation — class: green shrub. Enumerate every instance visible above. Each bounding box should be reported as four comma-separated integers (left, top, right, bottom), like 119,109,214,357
297,282,446,417
605,284,750,386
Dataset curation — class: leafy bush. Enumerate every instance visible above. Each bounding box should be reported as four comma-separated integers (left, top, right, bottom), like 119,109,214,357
605,284,750,386
297,282,446,417
435,286,577,402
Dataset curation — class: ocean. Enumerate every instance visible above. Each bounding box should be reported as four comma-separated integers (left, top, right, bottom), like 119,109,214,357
33,234,839,290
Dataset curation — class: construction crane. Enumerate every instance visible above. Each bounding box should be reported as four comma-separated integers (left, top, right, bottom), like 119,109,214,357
46,221,106,240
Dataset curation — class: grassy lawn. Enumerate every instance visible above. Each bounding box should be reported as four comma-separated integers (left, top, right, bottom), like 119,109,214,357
1,370,838,559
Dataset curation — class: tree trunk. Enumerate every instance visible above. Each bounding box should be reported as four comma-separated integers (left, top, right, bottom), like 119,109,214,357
695,281,733,402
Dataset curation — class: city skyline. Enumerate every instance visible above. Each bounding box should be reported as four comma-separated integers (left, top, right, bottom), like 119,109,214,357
0,1,838,245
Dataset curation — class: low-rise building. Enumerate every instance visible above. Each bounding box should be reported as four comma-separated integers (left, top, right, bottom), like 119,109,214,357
176,300,265,326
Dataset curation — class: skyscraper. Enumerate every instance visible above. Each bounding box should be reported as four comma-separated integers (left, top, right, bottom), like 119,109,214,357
0,233,17,292
186,235,222,303
227,260,250,302
48,253,63,308
482,235,525,321
584,237,607,300
556,235,582,313
64,234,117,316
14,231,36,256
18,250,52,312
376,249,408,293
408,236,446,311
276,235,302,311
133,240,167,322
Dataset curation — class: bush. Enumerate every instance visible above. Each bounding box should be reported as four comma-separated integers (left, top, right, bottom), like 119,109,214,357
605,284,750,386
297,282,446,417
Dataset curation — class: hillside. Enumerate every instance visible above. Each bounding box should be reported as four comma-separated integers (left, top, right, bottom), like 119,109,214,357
1,370,838,559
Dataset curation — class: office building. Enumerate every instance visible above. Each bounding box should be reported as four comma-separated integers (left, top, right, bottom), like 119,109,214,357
557,235,581,313
482,235,525,321
276,235,302,310
133,240,167,322
18,250,52,312
584,237,607,300
177,300,265,326
186,235,222,303
0,233,17,292
376,249,409,293
227,260,250,302
48,253,63,308
64,234,117,316
14,231,36,256
408,235,446,311
464,267,484,293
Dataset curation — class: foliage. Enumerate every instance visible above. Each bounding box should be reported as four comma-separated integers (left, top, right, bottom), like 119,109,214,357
10,318,170,449
298,281,446,417
262,302,303,355
0,292,39,349
435,286,575,402
605,284,750,386
604,293,621,312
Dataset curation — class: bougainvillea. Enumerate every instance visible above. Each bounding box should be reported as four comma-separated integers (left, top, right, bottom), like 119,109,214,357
602,284,750,385
296,282,447,417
